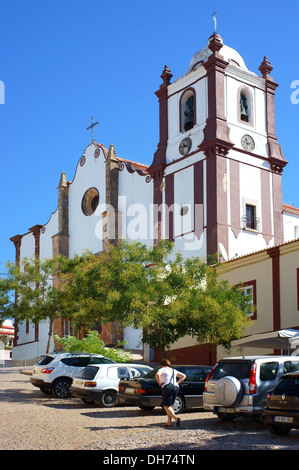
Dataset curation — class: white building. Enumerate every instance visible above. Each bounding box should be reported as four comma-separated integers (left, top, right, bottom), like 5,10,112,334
10,32,298,364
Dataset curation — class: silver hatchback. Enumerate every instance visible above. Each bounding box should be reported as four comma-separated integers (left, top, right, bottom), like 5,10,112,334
203,356,299,421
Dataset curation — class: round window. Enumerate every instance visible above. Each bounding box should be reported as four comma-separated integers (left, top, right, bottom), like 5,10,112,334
81,188,99,216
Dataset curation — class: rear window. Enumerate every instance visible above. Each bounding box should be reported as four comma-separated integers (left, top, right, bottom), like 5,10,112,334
211,361,252,380
76,365,99,380
273,375,299,397
37,355,54,366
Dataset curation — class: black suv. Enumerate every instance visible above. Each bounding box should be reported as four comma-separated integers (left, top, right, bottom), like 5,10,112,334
263,371,299,435
118,365,212,413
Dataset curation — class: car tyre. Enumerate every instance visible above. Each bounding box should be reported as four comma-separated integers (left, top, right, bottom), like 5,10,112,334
172,394,185,414
51,377,72,398
267,425,291,436
100,390,118,408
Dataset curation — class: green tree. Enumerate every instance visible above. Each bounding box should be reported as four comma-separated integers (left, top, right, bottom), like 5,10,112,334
60,241,252,358
0,257,67,353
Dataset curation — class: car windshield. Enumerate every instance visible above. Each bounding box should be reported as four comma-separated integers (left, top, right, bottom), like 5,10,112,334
76,366,99,380
211,361,252,380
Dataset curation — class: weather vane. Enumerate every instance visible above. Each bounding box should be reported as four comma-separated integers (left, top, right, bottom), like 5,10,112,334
87,116,99,143
212,9,217,33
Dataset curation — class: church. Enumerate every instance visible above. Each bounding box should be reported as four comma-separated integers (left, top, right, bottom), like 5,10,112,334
10,29,299,364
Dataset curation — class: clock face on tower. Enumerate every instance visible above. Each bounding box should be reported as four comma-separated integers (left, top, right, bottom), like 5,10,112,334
241,134,255,152
179,137,192,156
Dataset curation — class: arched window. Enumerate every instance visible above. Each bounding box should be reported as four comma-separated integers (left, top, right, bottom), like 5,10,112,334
239,87,253,124
180,88,196,132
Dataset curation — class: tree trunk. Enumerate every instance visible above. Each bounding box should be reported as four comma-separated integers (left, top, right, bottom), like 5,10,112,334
46,319,53,353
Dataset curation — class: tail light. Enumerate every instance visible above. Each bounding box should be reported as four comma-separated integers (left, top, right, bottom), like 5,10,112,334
41,367,55,374
249,363,257,394
205,363,218,391
119,385,126,392
85,382,97,388
135,388,146,394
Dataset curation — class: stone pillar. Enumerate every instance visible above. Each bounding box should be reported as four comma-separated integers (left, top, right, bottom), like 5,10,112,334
52,172,69,258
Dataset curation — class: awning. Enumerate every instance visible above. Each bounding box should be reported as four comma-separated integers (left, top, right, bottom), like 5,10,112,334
231,329,299,354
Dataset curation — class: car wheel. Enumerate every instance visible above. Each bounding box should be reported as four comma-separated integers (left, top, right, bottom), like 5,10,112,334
51,378,72,398
267,425,291,436
100,390,118,408
215,376,243,407
173,395,185,414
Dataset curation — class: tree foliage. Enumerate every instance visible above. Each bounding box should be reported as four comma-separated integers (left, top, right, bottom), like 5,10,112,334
59,241,253,355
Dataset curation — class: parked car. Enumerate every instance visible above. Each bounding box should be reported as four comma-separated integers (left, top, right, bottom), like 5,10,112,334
118,365,212,414
70,363,153,407
203,355,299,421
30,351,115,398
263,370,299,435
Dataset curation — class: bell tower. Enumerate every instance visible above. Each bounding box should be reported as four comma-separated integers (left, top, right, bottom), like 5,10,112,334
149,30,287,261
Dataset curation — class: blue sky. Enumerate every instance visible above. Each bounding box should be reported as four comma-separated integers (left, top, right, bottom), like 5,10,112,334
0,0,298,272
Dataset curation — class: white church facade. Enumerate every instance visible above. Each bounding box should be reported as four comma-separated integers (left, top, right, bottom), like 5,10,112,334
10,32,299,364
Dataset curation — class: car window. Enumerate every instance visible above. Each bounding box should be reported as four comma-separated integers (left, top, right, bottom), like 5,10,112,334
141,368,160,379
283,361,299,374
62,357,92,367
107,366,129,379
259,362,279,381
184,368,206,382
117,367,130,378
211,361,252,380
76,365,99,380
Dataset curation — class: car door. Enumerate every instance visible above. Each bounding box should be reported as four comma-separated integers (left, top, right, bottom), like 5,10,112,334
180,367,208,407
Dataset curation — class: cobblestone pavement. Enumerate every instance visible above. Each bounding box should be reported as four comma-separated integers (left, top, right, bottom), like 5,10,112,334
1,366,299,451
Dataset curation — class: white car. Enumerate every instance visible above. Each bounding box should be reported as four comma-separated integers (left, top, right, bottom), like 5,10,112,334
30,352,115,398
70,363,153,407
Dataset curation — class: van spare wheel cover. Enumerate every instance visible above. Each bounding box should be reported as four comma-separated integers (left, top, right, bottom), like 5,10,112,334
215,376,242,407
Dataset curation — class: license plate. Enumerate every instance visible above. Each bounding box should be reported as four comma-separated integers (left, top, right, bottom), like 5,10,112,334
125,388,135,394
274,416,293,423
220,407,235,413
